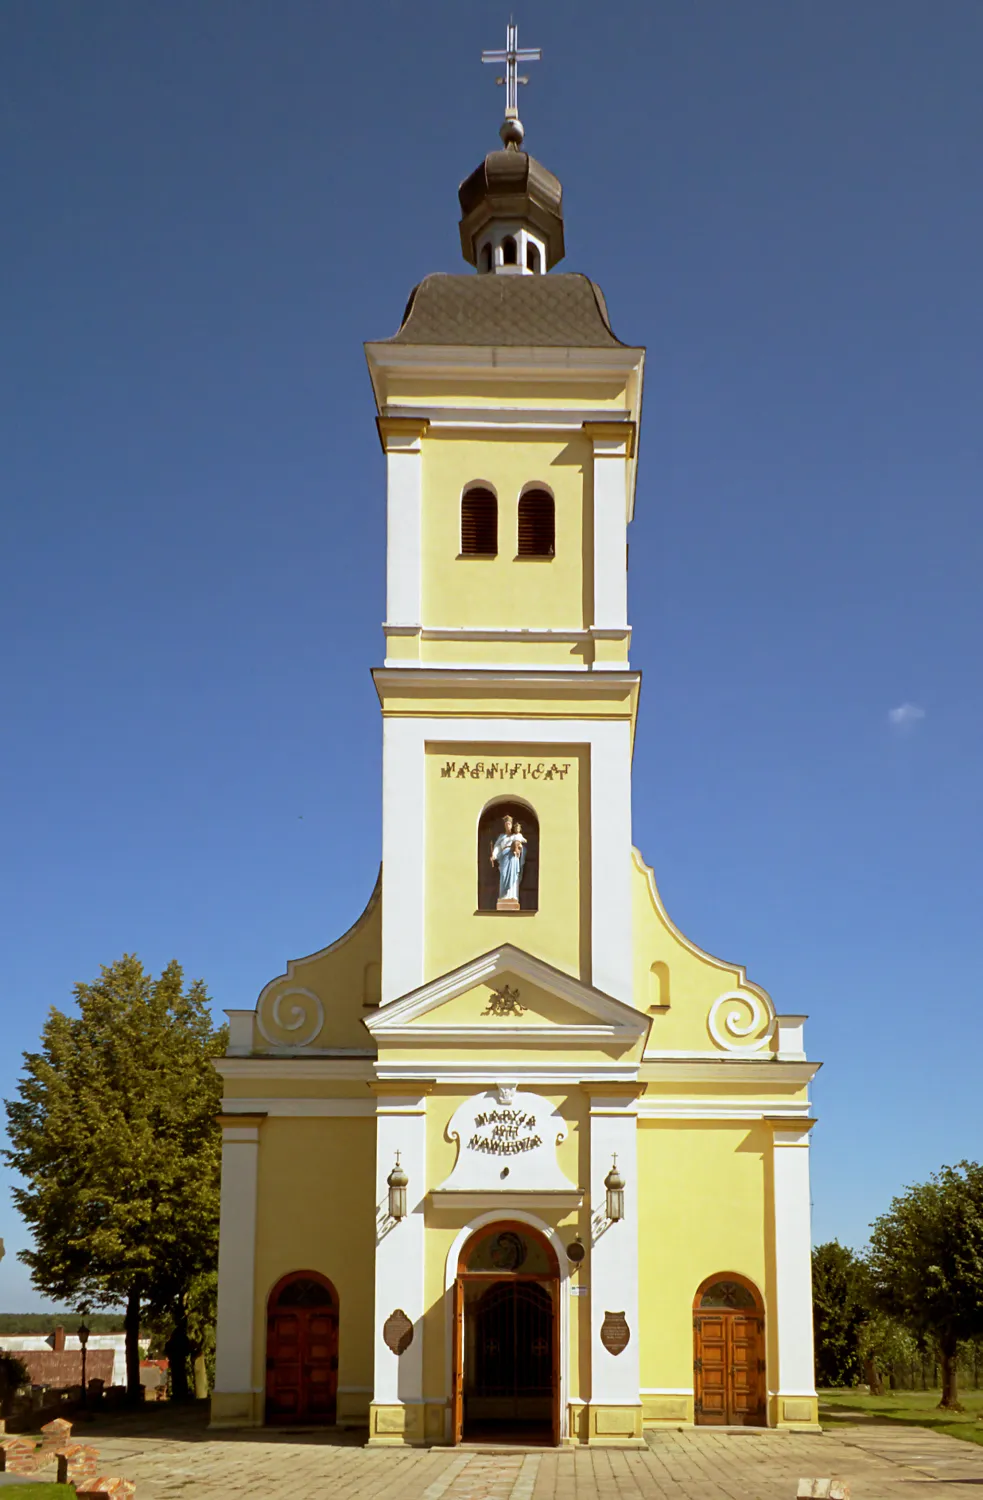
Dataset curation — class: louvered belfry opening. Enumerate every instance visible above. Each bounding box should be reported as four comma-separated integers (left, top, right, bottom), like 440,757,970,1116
461,487,498,555
517,488,555,557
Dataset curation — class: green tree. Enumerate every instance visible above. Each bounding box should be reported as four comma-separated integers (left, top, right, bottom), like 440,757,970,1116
812,1241,869,1388
3,956,226,1402
857,1309,918,1394
867,1161,983,1410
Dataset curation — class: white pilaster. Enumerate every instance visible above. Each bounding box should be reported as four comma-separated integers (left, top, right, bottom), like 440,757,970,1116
372,1092,428,1408
584,423,633,635
213,1115,264,1397
381,419,427,628
771,1122,818,1398
588,1093,641,1406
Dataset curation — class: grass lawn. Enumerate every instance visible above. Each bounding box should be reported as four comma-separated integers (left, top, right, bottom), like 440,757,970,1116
0,1488,69,1497
820,1388,983,1447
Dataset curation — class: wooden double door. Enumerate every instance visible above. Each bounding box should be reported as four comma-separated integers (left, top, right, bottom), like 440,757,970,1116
265,1272,339,1425
693,1277,765,1426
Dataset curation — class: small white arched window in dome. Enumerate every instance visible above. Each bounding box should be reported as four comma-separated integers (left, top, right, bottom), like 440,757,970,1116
480,242,492,273
526,242,541,274
502,235,518,266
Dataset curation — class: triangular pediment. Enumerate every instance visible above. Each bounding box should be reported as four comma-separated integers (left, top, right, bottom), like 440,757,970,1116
363,945,649,1046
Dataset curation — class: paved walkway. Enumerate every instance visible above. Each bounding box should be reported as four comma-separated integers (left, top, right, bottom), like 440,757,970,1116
27,1409,983,1499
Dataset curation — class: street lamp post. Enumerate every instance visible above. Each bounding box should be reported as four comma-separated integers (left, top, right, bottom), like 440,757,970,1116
77,1322,90,1408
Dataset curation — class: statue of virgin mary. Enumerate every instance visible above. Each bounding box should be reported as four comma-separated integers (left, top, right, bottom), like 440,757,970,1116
490,814,527,908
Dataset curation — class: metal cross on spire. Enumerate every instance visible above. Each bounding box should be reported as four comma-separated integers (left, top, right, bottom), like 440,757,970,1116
482,20,541,145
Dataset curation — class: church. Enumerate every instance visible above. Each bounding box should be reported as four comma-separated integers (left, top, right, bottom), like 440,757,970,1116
210,28,820,1447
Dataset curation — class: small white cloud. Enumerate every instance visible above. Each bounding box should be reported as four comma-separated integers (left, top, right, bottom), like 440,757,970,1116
887,702,926,731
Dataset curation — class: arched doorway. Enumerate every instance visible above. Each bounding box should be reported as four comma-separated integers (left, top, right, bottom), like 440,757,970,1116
453,1222,559,1445
693,1274,765,1426
265,1271,339,1425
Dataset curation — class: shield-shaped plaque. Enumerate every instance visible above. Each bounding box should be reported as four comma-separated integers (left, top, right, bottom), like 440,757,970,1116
600,1310,630,1356
383,1308,414,1355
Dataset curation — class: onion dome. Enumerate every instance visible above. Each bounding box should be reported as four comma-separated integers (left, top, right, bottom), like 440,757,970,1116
458,149,565,275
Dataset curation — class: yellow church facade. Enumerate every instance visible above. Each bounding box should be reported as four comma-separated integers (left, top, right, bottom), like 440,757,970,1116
210,88,820,1447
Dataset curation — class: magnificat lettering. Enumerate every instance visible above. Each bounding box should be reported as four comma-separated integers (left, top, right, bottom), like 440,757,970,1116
440,760,571,781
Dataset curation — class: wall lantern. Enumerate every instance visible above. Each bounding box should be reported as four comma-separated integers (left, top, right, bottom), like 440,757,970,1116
387,1151,408,1221
604,1155,625,1222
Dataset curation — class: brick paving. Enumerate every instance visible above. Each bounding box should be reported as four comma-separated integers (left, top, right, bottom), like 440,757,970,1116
24,1408,983,1499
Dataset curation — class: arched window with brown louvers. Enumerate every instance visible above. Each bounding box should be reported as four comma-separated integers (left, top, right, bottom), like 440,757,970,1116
517,488,555,557
460,486,498,556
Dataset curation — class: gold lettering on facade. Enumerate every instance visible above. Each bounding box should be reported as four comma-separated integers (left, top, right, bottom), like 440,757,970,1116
440,759,571,780
468,1107,542,1156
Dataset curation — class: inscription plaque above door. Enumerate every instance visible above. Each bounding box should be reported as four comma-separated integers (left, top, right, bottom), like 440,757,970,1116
436,1085,576,1194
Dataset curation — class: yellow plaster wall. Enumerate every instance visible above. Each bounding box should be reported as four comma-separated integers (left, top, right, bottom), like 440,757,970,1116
421,433,593,632
631,850,778,1054
221,1078,372,1102
412,636,609,670
253,1117,376,1406
424,744,590,984
636,1119,772,1399
252,877,381,1052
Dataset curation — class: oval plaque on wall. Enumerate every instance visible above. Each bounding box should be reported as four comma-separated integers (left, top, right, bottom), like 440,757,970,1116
600,1311,630,1356
383,1308,413,1356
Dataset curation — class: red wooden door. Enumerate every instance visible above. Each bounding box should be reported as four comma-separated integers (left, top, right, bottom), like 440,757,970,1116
266,1276,339,1425
452,1277,464,1444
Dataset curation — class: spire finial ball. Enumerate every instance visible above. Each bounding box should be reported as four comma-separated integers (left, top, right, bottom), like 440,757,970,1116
499,117,525,150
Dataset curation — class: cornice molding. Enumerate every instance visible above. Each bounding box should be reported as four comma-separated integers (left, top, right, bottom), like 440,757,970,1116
376,415,430,452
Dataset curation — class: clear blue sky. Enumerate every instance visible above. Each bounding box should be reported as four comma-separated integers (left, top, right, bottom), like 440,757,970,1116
2,1,981,1311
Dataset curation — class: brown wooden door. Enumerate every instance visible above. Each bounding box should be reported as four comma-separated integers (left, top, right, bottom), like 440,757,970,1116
729,1314,763,1423
266,1303,338,1424
694,1312,764,1425
550,1281,561,1446
452,1276,464,1444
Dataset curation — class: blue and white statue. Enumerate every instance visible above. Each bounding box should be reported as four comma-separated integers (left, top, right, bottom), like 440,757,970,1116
490,814,527,909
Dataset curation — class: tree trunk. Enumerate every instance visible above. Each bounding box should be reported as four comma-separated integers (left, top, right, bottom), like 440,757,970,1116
165,1301,191,1402
193,1354,208,1400
863,1357,884,1396
938,1338,963,1411
124,1290,142,1404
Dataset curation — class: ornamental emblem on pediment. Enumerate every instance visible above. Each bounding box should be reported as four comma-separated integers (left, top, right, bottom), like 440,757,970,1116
482,983,526,1018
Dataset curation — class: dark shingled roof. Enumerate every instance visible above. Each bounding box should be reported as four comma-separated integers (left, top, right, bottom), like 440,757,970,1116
386,273,627,348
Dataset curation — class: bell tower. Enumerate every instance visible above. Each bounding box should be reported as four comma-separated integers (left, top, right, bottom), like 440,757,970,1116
365,37,646,1009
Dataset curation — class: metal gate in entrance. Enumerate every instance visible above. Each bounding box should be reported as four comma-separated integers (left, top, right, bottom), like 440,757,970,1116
452,1223,560,1446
